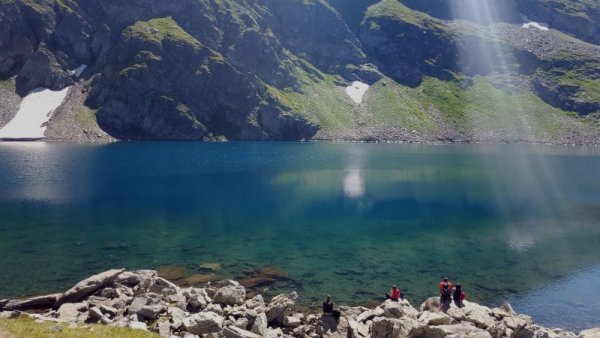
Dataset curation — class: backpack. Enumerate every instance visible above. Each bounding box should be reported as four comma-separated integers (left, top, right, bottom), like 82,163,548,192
442,283,451,297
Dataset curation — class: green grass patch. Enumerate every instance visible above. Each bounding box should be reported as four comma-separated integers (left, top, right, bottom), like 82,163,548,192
76,106,98,129
124,17,200,47
0,317,158,338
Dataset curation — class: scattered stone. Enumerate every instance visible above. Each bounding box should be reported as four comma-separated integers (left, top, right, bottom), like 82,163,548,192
183,311,225,335
213,286,246,306
223,326,261,338
266,291,298,324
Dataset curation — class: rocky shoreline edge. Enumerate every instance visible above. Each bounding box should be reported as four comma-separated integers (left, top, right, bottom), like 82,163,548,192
1,269,599,338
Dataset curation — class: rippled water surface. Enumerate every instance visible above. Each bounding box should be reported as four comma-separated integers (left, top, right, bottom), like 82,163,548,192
0,142,599,331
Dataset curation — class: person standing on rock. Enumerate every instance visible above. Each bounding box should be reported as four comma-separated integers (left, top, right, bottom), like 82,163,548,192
323,295,334,315
439,277,453,312
385,285,402,301
453,283,466,308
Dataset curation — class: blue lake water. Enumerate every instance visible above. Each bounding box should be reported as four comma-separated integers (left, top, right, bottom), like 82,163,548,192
0,142,599,331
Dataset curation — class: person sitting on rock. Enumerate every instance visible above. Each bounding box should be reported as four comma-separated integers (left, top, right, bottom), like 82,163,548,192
439,277,453,312
385,285,402,302
453,283,466,308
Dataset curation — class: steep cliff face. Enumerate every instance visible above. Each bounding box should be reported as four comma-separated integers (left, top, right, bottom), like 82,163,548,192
0,0,598,142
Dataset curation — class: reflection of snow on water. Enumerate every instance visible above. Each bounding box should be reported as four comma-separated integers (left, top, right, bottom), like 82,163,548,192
343,169,365,198
507,234,536,252
345,81,369,104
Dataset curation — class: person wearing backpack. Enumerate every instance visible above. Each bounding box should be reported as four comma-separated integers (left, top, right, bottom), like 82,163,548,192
453,283,466,308
439,277,453,312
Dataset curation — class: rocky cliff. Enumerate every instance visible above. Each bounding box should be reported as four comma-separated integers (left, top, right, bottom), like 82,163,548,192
0,0,598,143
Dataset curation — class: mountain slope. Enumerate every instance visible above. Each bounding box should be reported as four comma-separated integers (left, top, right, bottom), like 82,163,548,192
0,0,598,143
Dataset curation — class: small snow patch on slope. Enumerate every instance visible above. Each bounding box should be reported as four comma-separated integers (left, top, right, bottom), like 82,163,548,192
521,14,549,31
345,81,369,104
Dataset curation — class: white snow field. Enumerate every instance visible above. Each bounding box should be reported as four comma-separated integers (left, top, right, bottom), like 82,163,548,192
345,81,369,104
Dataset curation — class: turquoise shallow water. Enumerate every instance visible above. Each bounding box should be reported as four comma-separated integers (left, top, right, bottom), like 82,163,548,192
0,142,599,331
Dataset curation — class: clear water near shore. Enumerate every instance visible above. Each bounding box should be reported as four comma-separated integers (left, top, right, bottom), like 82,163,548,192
0,142,599,331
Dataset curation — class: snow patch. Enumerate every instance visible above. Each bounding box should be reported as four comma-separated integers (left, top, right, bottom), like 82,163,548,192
522,22,549,31
0,87,70,140
71,64,88,78
0,65,87,141
345,81,369,104
520,14,548,31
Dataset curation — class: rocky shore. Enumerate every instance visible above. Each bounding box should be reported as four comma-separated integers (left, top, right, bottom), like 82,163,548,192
1,269,599,338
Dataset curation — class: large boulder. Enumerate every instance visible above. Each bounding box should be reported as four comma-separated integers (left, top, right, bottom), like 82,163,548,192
127,293,167,321
580,328,600,338
265,291,298,324
421,323,493,338
223,326,261,338
3,293,60,311
54,269,125,309
251,312,268,335
418,311,455,325
182,311,224,335
371,317,424,338
316,315,350,338
381,300,419,319
213,285,246,306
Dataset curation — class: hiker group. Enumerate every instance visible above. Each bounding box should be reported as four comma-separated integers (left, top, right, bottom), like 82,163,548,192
323,276,466,316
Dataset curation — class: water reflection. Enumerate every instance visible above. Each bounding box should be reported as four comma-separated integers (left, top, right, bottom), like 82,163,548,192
343,169,365,199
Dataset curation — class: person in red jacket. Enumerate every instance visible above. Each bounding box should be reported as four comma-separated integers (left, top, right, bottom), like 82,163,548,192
439,277,453,312
453,283,466,308
385,285,401,301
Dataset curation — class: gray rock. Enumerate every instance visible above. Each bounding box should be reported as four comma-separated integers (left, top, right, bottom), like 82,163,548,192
116,270,157,286
57,303,82,322
223,326,261,338
579,328,600,338
128,293,167,321
149,277,179,295
54,269,125,308
158,320,171,337
420,297,441,312
3,293,60,311
284,315,301,328
381,300,419,319
0,299,8,310
209,280,240,288
183,287,211,312
245,295,265,310
182,311,225,335
88,307,105,323
317,315,350,338
129,321,148,331
356,307,385,323
213,286,246,306
371,317,423,338
99,304,118,317
251,312,268,336
425,323,493,338
419,311,455,325
265,291,298,324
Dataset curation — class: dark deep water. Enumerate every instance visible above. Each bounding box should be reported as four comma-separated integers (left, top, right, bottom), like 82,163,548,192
0,142,599,331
